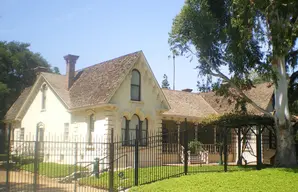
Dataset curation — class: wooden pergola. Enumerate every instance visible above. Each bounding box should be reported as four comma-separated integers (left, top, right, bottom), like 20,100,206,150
198,113,275,171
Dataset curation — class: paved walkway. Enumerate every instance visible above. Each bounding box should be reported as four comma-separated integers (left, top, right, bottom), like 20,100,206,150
0,169,107,192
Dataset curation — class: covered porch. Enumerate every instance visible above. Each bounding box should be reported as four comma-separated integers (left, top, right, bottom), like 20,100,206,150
161,117,236,165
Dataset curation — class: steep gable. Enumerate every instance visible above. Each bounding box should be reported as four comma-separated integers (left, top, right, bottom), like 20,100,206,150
109,52,170,111
69,51,141,109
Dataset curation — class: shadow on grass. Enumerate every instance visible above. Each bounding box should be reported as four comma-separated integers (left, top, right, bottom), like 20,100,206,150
0,182,72,192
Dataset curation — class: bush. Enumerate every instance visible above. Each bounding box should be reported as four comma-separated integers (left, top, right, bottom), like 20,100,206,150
11,155,43,165
188,140,204,154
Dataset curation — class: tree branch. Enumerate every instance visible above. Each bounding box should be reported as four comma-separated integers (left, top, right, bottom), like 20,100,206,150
201,56,273,117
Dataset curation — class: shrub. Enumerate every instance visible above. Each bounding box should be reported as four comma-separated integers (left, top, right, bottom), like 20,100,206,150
11,155,43,165
188,140,204,154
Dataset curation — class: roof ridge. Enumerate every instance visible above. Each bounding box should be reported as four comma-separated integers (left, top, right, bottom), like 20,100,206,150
162,88,200,95
41,72,65,76
198,94,219,114
75,50,142,73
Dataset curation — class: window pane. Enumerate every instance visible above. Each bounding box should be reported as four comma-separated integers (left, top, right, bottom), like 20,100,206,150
131,70,140,85
122,117,127,145
130,115,139,130
64,123,69,141
131,86,140,100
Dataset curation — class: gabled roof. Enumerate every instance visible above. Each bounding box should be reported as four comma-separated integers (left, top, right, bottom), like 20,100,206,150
5,86,32,120
199,83,274,115
4,51,157,120
4,50,274,122
69,51,141,108
160,82,274,119
162,89,217,118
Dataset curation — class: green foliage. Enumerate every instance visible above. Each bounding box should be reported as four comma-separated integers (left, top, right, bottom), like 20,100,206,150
161,74,170,89
199,113,274,127
130,168,298,192
0,41,51,123
188,140,203,154
168,0,297,109
79,165,252,190
52,66,61,74
11,154,43,165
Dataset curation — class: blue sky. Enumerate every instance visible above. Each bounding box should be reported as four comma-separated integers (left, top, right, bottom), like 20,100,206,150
0,0,201,91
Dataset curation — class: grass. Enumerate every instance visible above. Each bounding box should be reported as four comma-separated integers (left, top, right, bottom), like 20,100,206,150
20,162,87,178
130,168,298,192
78,165,255,190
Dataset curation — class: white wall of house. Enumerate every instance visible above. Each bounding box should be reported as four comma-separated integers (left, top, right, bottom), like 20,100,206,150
110,58,166,139
20,83,71,141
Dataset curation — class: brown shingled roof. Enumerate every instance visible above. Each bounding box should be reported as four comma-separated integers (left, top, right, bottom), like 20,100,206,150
200,83,274,115
5,50,274,121
69,51,141,108
5,86,32,120
162,89,217,118
5,51,142,120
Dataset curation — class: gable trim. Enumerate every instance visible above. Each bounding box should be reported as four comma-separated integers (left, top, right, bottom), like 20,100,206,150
105,52,141,103
106,51,171,110
15,75,70,121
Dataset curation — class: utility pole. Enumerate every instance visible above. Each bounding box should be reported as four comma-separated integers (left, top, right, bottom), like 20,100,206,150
172,54,176,90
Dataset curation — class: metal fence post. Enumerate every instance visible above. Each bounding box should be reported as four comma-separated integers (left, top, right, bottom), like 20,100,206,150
74,142,78,192
109,128,114,192
184,118,188,175
223,127,228,172
237,127,242,165
256,125,262,170
6,123,11,192
134,125,139,186
33,124,40,192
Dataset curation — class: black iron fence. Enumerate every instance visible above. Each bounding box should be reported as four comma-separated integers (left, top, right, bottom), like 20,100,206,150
1,123,273,192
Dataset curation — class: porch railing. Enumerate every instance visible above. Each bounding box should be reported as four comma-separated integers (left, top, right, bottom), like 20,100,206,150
162,143,178,153
202,144,232,154
162,143,232,154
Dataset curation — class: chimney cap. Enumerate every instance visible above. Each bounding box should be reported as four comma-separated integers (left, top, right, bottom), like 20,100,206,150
182,88,193,92
64,54,79,63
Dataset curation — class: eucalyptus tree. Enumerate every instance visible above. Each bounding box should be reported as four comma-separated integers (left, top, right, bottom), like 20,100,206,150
169,0,298,166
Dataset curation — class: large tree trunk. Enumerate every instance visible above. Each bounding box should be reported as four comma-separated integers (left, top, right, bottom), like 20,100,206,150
274,56,296,167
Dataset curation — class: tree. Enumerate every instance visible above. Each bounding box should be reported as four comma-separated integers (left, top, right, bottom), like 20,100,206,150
162,74,170,89
0,41,51,127
52,66,61,74
169,0,298,166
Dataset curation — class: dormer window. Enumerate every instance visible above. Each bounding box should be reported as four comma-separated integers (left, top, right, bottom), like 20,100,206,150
41,84,47,110
131,69,141,101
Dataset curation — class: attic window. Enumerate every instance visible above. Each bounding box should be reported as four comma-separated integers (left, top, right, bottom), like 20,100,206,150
131,69,141,101
41,84,47,111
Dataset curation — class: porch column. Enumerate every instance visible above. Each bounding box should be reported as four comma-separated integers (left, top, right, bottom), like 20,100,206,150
194,123,198,141
213,126,217,153
176,121,181,152
213,126,216,144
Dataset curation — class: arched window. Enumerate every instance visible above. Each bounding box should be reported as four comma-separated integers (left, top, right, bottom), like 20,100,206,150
131,69,141,101
88,114,94,144
41,84,47,110
129,114,140,145
140,118,148,146
121,117,129,145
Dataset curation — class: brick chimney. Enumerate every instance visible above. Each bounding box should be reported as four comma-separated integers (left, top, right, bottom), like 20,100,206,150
64,54,79,90
182,88,193,92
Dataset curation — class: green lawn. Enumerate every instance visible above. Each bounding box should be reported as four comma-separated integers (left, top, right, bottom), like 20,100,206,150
130,168,298,192
20,162,87,178
78,165,254,190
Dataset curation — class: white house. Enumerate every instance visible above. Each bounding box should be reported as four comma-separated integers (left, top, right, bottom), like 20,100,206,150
4,51,275,167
